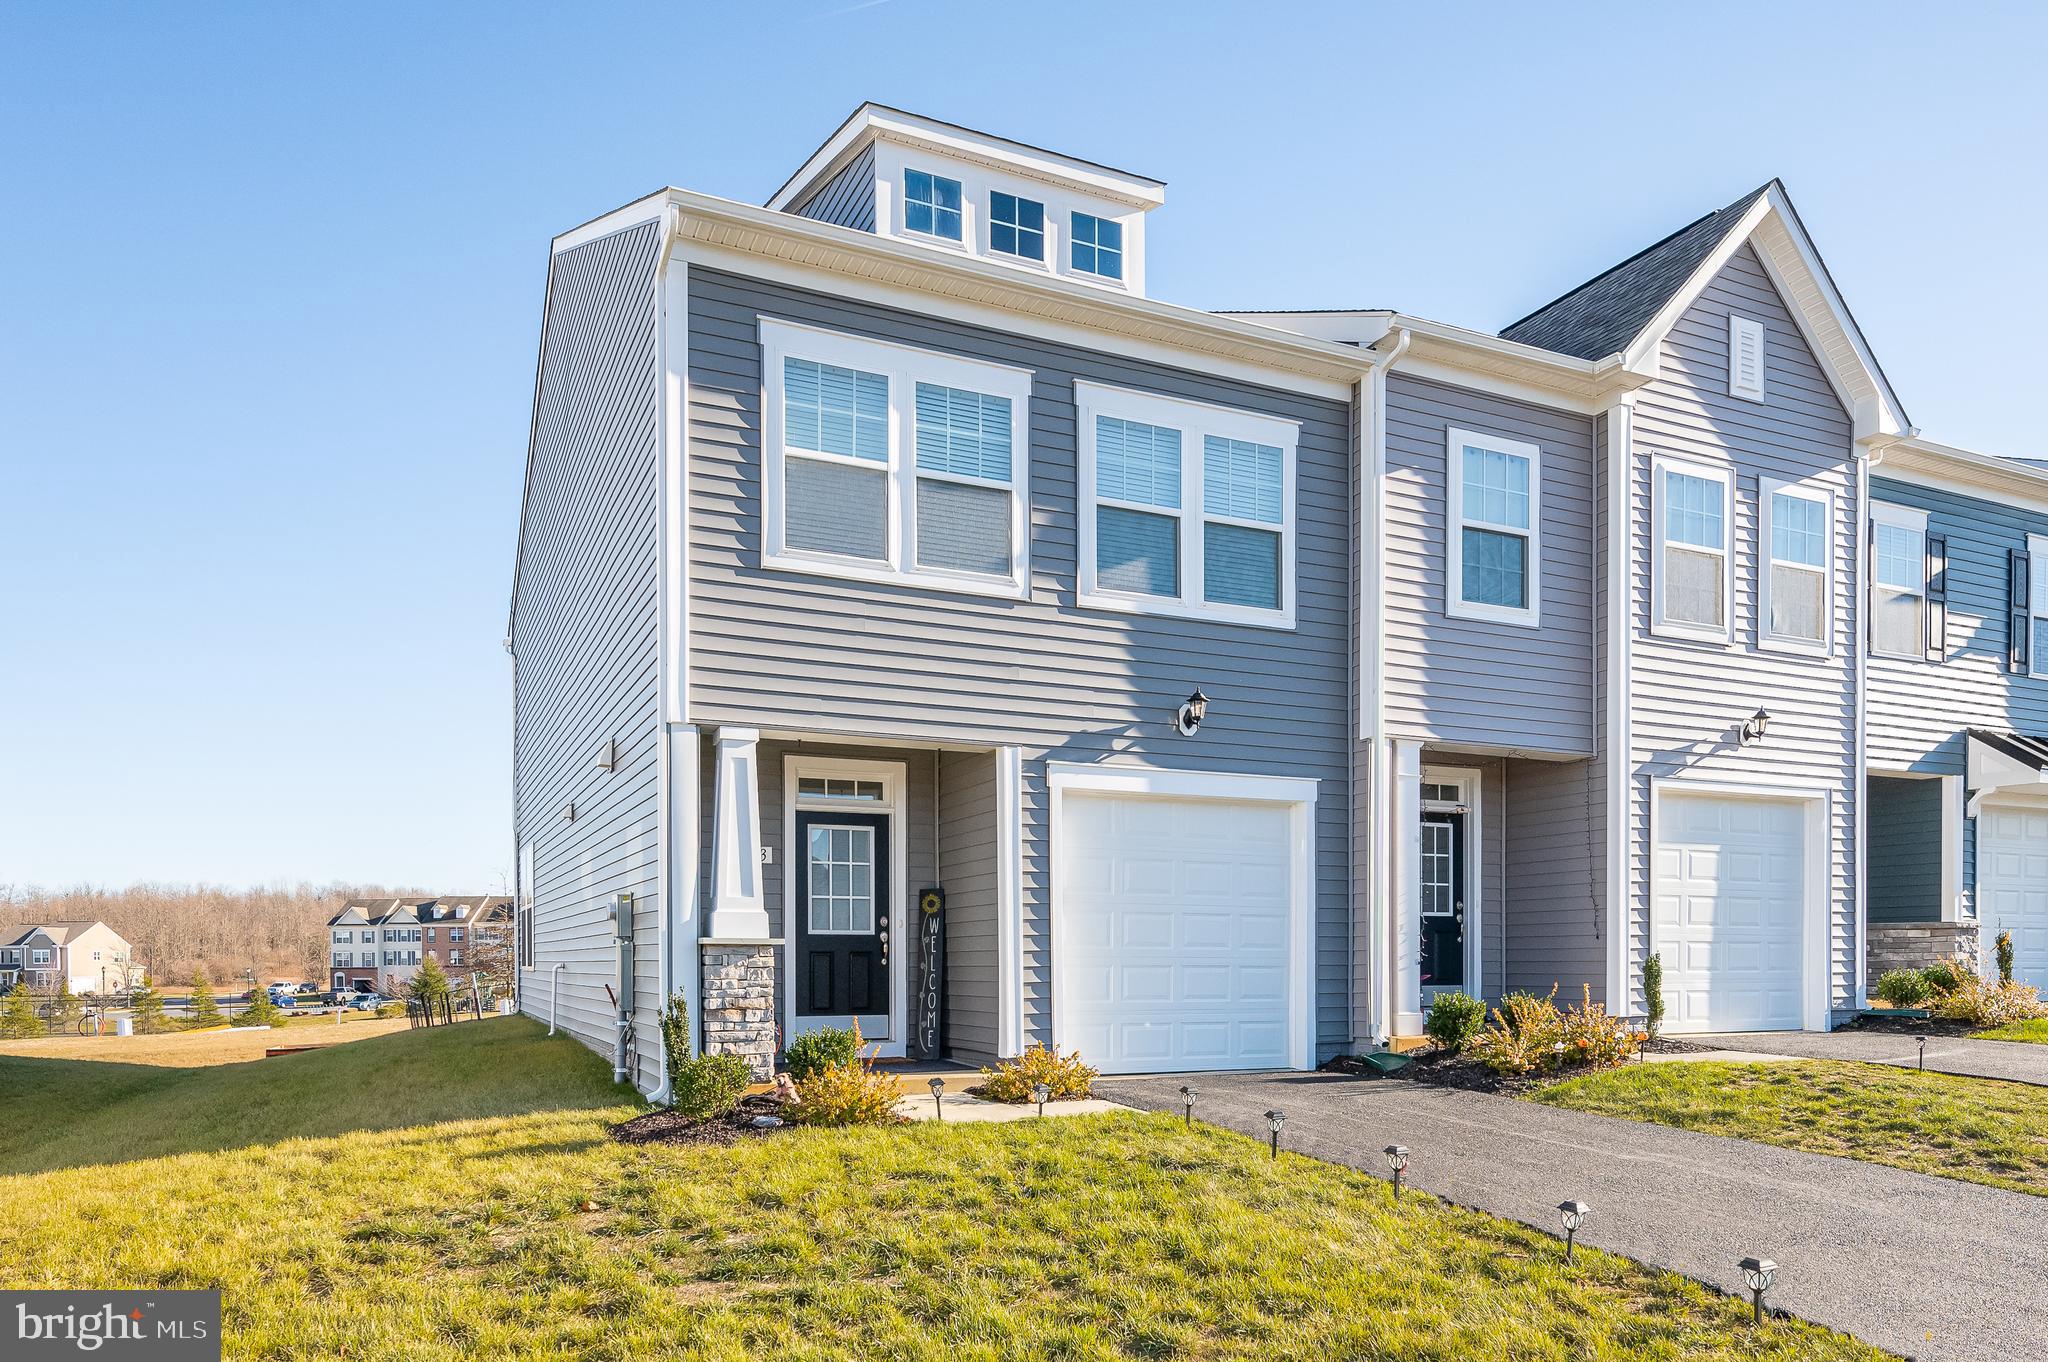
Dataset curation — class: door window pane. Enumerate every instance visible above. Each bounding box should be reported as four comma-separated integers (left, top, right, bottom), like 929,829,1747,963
808,825,874,934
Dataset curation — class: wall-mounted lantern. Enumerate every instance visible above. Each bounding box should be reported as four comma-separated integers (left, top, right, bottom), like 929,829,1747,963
1175,688,1211,737
1739,708,1772,746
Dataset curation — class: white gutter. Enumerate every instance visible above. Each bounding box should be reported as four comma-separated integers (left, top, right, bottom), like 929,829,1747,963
1853,441,1872,1010
648,201,684,1104
1603,399,1635,1014
1362,328,1409,1048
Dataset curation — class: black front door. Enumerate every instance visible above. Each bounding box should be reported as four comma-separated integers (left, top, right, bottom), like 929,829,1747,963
1420,810,1466,989
794,809,891,1026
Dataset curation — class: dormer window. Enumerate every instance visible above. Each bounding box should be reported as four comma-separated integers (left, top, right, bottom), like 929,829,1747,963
1071,212,1123,280
903,169,962,242
989,192,1045,262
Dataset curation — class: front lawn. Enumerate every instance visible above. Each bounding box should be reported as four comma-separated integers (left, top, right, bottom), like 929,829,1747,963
0,1019,1891,1360
1539,1059,2048,1198
1973,1017,2048,1044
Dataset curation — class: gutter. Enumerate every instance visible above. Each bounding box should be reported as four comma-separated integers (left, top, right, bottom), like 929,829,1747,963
648,201,684,1104
1362,328,1410,1047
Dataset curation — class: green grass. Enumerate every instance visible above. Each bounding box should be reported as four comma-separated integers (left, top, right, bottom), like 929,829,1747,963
0,1019,1892,1361
1538,1060,2048,1198
1972,1017,2048,1044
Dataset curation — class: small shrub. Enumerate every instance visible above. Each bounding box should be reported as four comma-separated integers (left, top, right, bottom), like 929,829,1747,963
1473,985,1631,1075
1930,971,2047,1028
979,1043,1098,1103
1920,957,1966,995
658,991,690,1086
671,1051,752,1120
783,1026,861,1081
374,1002,404,1019
1997,931,2016,985
1642,953,1666,1038
233,987,282,1027
789,1025,900,1126
1423,992,1488,1053
1875,968,1933,1009
0,983,39,1039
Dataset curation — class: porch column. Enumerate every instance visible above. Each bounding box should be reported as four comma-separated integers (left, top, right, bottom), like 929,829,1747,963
702,725,775,1079
1392,739,1424,1037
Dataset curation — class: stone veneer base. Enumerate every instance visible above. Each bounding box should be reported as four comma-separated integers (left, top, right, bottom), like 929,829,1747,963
701,942,777,1081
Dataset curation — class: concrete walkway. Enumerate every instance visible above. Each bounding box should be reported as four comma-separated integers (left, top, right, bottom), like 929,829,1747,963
1714,1028,2048,1087
1101,1070,2048,1362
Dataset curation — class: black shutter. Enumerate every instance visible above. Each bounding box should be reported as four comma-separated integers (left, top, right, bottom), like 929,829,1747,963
2010,546,2031,674
1926,534,1947,662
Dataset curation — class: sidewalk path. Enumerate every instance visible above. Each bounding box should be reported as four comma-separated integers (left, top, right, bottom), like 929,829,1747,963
1712,1028,2048,1087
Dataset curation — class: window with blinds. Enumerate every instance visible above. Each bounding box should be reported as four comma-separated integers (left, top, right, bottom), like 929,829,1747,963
1760,480,1832,653
1447,428,1541,626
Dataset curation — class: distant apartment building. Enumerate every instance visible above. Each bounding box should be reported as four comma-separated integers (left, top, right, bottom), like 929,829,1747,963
0,922,142,994
326,896,513,993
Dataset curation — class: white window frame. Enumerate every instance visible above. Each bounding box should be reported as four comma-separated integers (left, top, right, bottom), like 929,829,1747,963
760,318,1033,600
1651,455,1735,644
900,166,965,246
1869,500,1929,662
2030,534,2048,679
1445,427,1541,628
1758,476,1834,657
1729,314,1766,402
517,841,535,971
1075,381,1299,629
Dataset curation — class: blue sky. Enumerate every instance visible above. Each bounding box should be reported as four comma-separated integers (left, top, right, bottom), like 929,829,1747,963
3,2,2042,892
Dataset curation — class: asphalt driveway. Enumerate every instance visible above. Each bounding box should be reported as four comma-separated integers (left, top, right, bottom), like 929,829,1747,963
1100,1069,2048,1362
1712,1029,2048,1087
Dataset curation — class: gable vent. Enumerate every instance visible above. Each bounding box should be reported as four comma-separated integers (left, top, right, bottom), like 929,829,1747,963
1729,315,1765,401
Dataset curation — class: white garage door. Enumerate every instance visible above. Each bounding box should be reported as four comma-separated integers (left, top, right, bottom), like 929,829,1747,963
1979,803,2048,993
1057,792,1296,1072
1654,793,1807,1032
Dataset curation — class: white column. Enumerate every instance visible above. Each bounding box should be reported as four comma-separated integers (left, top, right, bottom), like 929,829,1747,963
1392,739,1424,1037
996,745,1024,1057
706,726,771,941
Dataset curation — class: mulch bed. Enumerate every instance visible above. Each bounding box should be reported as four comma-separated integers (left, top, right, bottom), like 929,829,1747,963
1839,1012,1980,1038
607,1093,793,1146
1323,1037,1713,1097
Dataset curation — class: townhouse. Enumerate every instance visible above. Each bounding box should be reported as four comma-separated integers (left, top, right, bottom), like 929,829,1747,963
327,896,511,994
508,104,2015,1095
0,922,141,995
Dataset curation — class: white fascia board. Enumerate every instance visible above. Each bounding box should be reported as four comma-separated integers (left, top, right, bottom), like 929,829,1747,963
767,103,1166,213
1875,439,2048,520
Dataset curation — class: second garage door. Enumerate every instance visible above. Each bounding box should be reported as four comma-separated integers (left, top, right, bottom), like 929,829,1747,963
1056,791,1297,1072
1653,792,1808,1032
1978,802,2048,993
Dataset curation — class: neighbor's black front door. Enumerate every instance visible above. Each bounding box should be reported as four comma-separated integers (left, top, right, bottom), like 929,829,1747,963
794,809,891,1026
1420,809,1466,989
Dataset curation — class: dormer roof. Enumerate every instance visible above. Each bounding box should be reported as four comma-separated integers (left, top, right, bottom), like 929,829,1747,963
766,103,1165,215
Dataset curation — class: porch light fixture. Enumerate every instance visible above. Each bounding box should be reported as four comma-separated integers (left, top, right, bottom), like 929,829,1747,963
928,1076,945,1121
1033,1082,1051,1117
1179,1084,1197,1128
1740,708,1772,746
1384,1144,1409,1197
1738,1257,1777,1325
1174,688,1211,737
1264,1109,1286,1158
1557,1201,1590,1262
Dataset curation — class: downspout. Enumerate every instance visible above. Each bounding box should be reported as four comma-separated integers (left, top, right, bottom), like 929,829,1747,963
547,961,568,1035
1363,327,1409,1047
648,201,685,1102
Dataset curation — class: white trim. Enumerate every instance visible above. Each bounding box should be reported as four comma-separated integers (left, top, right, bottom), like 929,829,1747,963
782,753,911,1059
1648,777,1834,1032
1728,314,1766,402
758,316,1033,600
1445,426,1542,628
707,727,772,940
2029,534,2048,680
1419,765,1483,1003
1603,401,1635,1013
1757,475,1834,657
1074,380,1299,629
1868,500,1930,661
1045,760,1317,1071
1853,447,1870,1005
995,746,1024,1057
1391,740,1424,1037
1941,773,1965,924
1650,454,1734,644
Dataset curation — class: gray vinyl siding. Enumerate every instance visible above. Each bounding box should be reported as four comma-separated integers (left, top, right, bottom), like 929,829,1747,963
511,220,666,1090
684,266,1355,1059
1384,374,1598,757
938,749,999,1061
1626,243,1858,1014
1868,775,1945,923
1503,757,1605,1000
789,145,877,233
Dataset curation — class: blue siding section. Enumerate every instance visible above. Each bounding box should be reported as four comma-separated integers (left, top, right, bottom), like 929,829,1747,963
1868,775,1945,923
790,144,878,233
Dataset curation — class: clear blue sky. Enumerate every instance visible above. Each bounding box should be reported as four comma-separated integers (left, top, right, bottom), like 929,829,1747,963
4,2,2042,893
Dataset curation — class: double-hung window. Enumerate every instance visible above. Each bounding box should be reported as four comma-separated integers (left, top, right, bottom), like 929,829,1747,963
1446,428,1540,626
903,169,962,242
1070,212,1123,280
989,191,1045,262
1077,381,1297,627
517,842,534,970
1759,478,1832,653
2029,536,2048,676
763,318,1032,597
1870,502,1928,660
1652,457,1732,641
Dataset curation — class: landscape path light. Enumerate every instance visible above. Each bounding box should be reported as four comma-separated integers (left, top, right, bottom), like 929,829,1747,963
1033,1082,1051,1117
1917,1035,1928,1071
1557,1200,1590,1262
1384,1144,1410,1198
1738,1257,1777,1326
1179,1084,1197,1128
1264,1109,1285,1159
928,1076,945,1121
